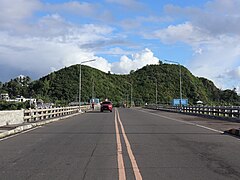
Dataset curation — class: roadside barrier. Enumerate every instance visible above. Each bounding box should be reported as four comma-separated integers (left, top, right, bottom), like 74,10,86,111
24,105,90,122
0,105,91,139
145,105,240,120
181,106,240,118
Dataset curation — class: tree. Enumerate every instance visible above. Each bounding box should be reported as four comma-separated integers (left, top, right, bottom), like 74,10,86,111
159,60,163,65
0,81,2,93
2,64,240,107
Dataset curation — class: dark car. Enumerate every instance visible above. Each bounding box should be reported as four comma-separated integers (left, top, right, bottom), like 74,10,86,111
100,101,113,112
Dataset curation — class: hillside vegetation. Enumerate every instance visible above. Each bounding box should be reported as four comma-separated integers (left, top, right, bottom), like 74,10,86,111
0,63,239,106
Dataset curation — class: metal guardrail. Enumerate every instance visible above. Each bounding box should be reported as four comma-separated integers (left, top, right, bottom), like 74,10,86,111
24,105,90,122
146,105,240,119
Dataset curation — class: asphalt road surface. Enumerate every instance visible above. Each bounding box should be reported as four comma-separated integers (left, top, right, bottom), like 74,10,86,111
0,108,240,180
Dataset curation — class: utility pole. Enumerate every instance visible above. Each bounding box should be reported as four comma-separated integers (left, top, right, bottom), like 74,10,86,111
147,76,157,106
79,59,96,112
155,78,157,105
125,82,132,107
92,78,95,99
164,59,182,108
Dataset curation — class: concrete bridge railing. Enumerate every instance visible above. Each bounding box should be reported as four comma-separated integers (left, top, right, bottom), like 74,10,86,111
181,106,240,119
0,105,91,126
24,105,91,122
0,110,24,127
146,105,240,121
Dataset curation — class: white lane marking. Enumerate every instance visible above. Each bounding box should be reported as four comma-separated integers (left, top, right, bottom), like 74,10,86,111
116,109,142,180
0,126,41,142
137,109,224,134
115,110,126,180
194,124,224,133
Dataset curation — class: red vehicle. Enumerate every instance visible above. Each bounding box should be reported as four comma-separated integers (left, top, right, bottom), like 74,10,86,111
100,101,113,112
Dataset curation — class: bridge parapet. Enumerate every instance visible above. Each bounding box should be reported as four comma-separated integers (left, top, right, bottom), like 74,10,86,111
24,105,90,122
145,105,240,121
181,106,240,119
0,110,24,126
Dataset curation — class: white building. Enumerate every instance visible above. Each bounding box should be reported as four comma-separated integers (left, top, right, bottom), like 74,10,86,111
15,95,36,106
0,93,10,101
1,94,36,107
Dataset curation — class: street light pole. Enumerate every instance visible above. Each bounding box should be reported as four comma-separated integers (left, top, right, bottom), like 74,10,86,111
125,82,132,107
130,83,132,107
179,64,182,102
154,78,157,105
92,78,95,99
79,59,96,112
164,59,182,107
147,76,157,106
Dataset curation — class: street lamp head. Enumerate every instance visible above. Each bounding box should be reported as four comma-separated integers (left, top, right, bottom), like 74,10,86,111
80,59,96,64
164,59,179,64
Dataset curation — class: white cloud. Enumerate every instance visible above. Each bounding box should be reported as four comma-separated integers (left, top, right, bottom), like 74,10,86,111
104,47,133,55
48,1,116,23
194,48,203,55
0,22,157,80
0,0,41,28
188,35,240,88
45,1,99,17
0,10,115,81
105,0,143,9
23,13,114,42
152,22,212,45
227,66,240,79
138,16,173,23
0,0,157,82
150,0,240,90
43,1,115,23
164,0,240,35
0,0,134,82
120,19,142,29
111,48,159,74
222,67,240,94
0,31,111,79
90,57,112,73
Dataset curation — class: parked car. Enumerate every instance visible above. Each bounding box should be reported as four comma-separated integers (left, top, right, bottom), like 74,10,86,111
100,101,113,112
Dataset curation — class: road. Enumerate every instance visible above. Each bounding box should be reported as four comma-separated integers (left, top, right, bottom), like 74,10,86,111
0,108,240,180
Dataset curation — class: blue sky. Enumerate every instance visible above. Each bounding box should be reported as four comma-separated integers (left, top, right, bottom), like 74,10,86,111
0,0,240,93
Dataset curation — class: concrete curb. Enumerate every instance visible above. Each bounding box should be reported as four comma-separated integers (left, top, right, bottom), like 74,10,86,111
0,112,83,139
224,128,240,137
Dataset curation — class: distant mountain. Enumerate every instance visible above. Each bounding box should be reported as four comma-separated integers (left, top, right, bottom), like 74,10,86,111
1,64,239,106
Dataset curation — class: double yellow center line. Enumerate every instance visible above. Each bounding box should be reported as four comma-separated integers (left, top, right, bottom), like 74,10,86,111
115,108,142,180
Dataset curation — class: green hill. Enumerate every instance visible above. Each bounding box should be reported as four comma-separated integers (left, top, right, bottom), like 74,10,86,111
1,63,239,106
